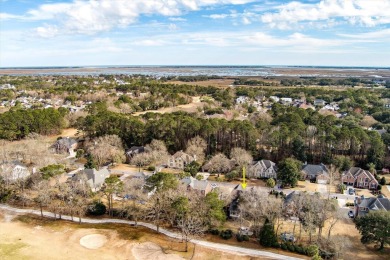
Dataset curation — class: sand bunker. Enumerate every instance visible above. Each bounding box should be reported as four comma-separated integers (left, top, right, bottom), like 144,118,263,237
79,234,108,249
132,242,184,260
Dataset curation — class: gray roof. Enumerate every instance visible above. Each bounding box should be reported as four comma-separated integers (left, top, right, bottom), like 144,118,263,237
56,137,77,149
302,163,328,176
358,197,390,211
181,176,209,191
126,146,149,156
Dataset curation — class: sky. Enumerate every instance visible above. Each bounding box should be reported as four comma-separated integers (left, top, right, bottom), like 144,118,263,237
1,0,390,67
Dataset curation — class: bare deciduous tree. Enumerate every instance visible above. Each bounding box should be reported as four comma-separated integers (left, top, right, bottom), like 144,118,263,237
230,147,253,168
205,153,232,176
185,136,207,164
86,135,125,167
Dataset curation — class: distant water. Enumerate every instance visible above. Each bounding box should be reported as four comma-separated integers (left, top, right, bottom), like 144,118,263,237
1,65,389,77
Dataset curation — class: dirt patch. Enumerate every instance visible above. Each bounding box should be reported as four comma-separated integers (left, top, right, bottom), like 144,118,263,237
79,234,108,249
132,242,184,260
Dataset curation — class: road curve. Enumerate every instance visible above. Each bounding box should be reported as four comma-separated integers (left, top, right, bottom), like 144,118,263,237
0,204,303,260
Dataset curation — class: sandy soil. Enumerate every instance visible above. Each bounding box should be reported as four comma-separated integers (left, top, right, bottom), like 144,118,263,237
80,234,108,249
133,96,202,116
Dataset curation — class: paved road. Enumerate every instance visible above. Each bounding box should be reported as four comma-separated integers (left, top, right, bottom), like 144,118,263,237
0,204,303,260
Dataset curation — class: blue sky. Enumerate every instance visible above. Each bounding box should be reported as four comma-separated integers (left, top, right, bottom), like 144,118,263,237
1,0,390,67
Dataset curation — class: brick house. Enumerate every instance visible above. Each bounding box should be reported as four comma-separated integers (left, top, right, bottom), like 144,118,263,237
354,195,390,217
342,167,378,190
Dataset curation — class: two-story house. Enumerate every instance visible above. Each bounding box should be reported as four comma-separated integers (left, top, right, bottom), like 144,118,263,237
342,167,378,190
248,160,277,179
181,176,212,196
168,151,196,169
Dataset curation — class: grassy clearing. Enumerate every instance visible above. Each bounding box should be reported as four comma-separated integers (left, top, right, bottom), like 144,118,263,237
0,242,28,260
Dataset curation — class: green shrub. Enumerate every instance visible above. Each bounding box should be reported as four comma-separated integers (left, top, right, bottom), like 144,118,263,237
220,229,233,240
306,245,319,257
87,201,106,216
147,166,156,171
281,243,288,250
345,202,355,207
287,243,295,252
259,220,278,247
209,229,220,235
236,234,249,242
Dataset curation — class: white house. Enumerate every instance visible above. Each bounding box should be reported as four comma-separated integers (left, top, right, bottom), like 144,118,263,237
0,161,31,181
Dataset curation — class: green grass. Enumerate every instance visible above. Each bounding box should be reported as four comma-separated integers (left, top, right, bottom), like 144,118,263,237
14,214,144,241
0,242,28,260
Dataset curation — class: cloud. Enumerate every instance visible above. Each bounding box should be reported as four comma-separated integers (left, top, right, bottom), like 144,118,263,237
261,0,390,29
3,0,257,36
205,10,256,24
168,17,187,22
338,28,390,39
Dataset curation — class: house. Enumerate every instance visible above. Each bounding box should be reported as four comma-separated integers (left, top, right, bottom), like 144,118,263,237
342,167,378,190
53,137,78,156
269,96,280,102
249,160,277,179
236,96,250,104
0,161,31,181
354,195,390,217
280,97,293,105
314,99,326,106
181,176,212,196
125,146,150,162
78,168,110,191
168,151,196,169
301,163,329,184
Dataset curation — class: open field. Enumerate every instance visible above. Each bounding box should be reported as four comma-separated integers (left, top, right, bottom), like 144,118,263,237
133,96,203,116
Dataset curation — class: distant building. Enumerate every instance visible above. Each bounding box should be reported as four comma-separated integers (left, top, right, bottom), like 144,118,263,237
301,163,329,184
236,96,250,104
314,99,326,106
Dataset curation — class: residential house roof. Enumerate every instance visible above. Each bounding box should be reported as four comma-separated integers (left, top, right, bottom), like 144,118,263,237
55,137,77,149
302,163,329,177
172,151,195,163
126,146,149,156
343,167,378,184
357,196,390,212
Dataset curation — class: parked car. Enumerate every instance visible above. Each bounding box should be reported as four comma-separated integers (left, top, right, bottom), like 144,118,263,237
348,210,354,218
348,188,355,195
280,232,296,242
